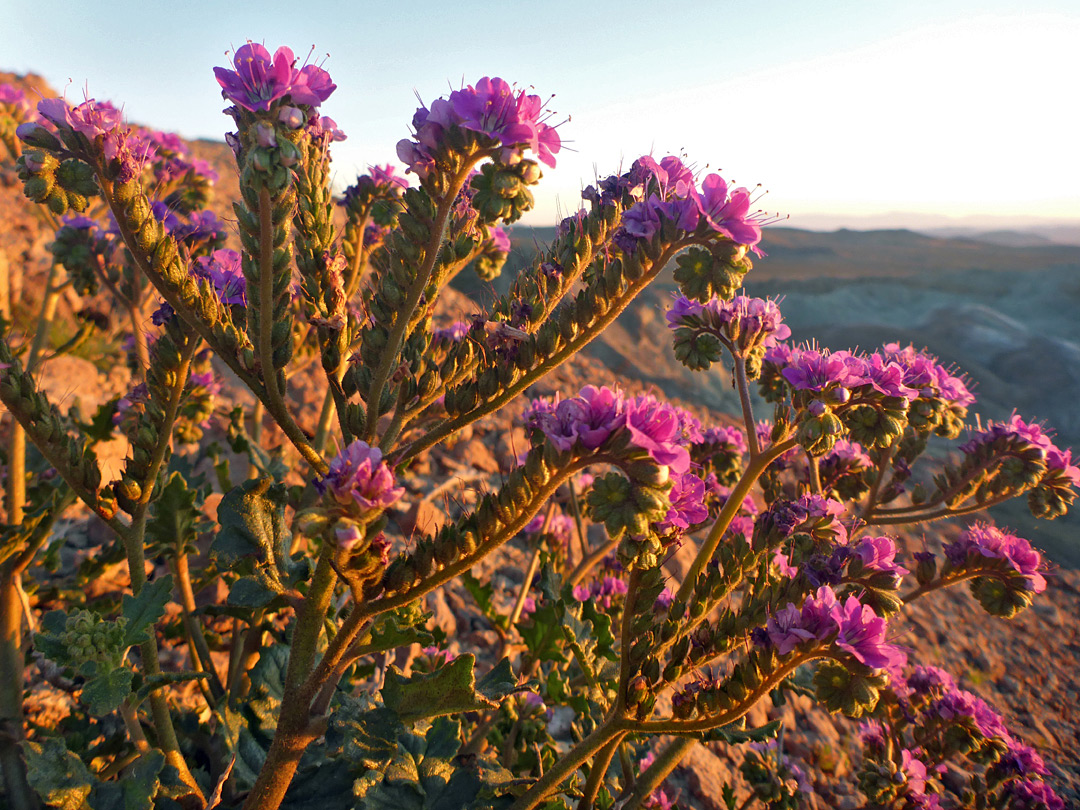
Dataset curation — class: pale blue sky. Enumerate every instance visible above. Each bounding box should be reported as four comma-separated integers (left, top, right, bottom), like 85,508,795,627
4,0,1078,228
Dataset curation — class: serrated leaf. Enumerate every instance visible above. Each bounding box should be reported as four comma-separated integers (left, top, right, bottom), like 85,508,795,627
358,719,516,810
382,654,514,724
475,658,518,703
327,698,405,771
24,738,94,810
75,397,118,443
80,666,134,715
367,603,436,652
213,478,307,589
145,471,210,556
461,571,503,627
247,643,289,734
702,719,782,745
227,575,280,607
87,751,165,810
281,758,357,810
122,574,173,647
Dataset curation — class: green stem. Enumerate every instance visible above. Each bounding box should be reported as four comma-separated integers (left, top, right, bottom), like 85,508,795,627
0,572,38,810
311,388,336,456
621,737,695,810
255,187,328,475
122,340,203,799
395,241,690,468
365,165,476,442
733,353,760,461
172,553,225,702
508,718,624,810
242,551,338,810
675,437,797,605
576,734,623,810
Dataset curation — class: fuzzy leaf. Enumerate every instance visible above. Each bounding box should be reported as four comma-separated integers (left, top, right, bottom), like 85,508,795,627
87,751,165,810
81,666,134,715
23,738,94,810
357,718,515,810
382,654,515,724
227,575,281,607
122,574,173,647
145,472,210,557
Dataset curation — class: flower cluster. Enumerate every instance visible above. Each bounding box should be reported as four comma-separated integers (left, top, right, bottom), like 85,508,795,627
615,154,764,253
522,510,577,550
667,292,790,365
526,385,693,473
315,440,404,513
572,575,628,609
943,523,1047,593
193,248,247,306
214,43,336,113
765,586,906,669
397,76,560,178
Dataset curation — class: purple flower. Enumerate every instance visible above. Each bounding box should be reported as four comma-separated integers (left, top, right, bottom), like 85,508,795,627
833,594,907,669
899,749,928,796
488,225,511,253
906,665,956,697
781,348,856,393
930,689,1010,739
192,249,246,306
317,440,404,512
1001,779,1064,810
656,471,708,533
944,523,1047,593
529,385,624,453
37,97,122,139
188,370,221,397
214,43,335,113
690,174,763,252
852,535,910,580
523,512,576,550
700,424,748,454
623,394,691,473
399,77,560,177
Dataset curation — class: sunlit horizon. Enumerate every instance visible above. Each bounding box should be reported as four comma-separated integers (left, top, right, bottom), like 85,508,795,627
3,1,1077,233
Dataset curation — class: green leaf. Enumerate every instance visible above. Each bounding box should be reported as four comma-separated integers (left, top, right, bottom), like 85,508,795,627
33,610,71,661
227,406,289,480
327,697,405,771
358,719,516,810
227,575,281,607
122,574,173,647
87,751,165,810
702,719,783,745
247,643,289,733
23,738,94,810
74,397,118,443
213,478,307,589
366,603,436,652
475,658,518,703
80,666,134,715
145,471,210,557
461,571,503,628
382,654,516,724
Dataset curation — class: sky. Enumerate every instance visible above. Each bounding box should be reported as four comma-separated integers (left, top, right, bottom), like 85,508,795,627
3,0,1079,230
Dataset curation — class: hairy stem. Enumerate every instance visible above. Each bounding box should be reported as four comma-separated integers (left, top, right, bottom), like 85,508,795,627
621,736,695,810
508,718,624,810
676,437,797,604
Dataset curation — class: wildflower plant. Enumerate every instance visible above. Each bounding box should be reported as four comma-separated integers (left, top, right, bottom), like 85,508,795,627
0,44,1076,810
